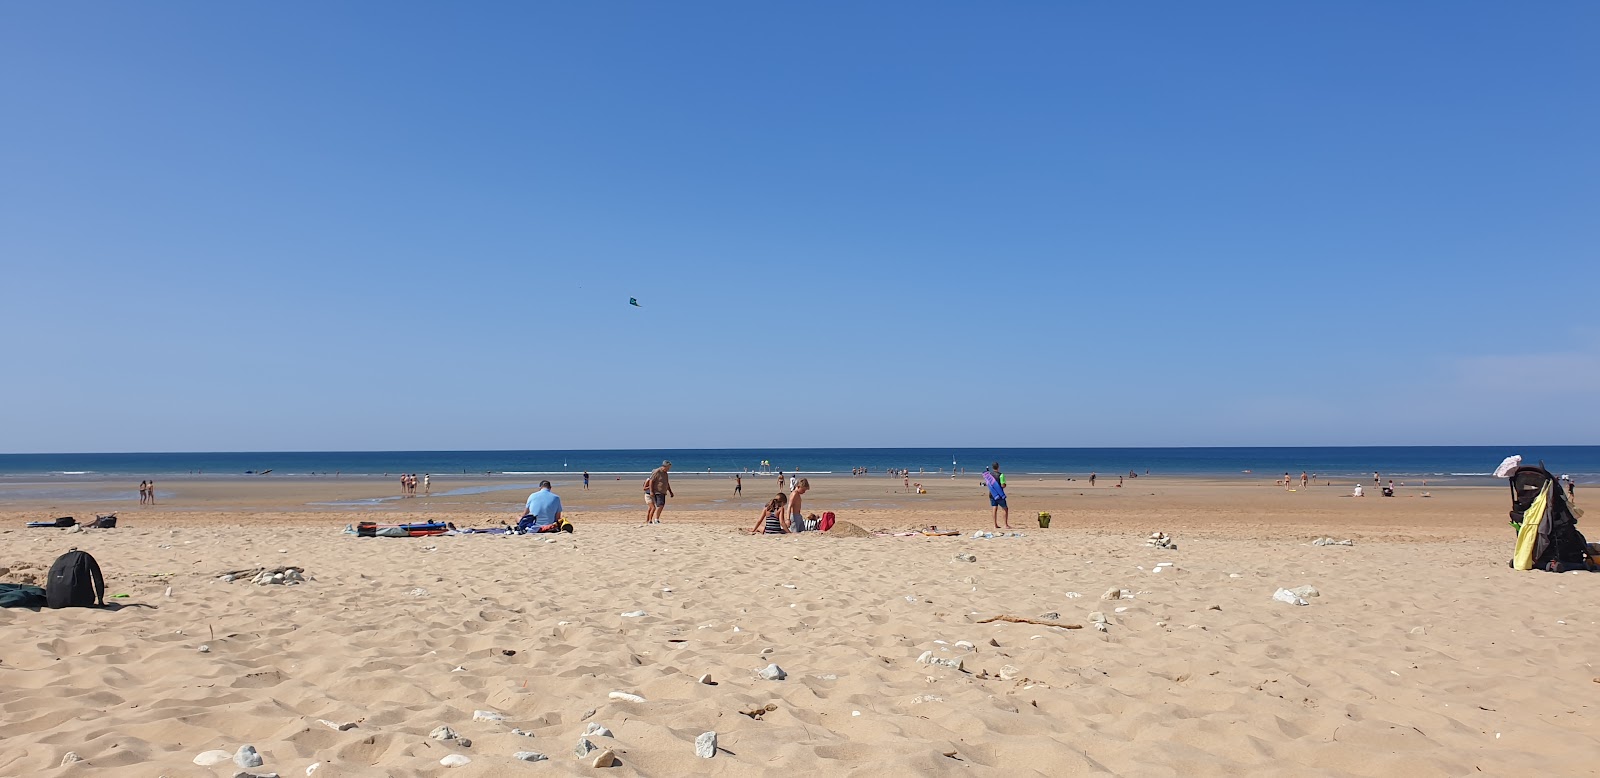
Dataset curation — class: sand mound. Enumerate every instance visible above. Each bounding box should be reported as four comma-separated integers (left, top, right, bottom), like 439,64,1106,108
824,520,873,538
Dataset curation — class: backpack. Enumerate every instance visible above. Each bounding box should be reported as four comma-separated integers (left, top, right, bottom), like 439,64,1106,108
45,549,105,609
93,514,117,529
54,516,76,528
818,512,836,532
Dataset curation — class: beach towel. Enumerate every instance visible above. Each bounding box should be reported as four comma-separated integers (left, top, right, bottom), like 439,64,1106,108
0,584,47,609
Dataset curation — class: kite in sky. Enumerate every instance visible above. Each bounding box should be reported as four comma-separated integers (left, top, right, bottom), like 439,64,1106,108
629,298,640,307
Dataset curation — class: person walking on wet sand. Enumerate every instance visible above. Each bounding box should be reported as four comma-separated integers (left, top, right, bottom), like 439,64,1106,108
138,480,148,505
644,460,674,524
146,479,156,505
983,463,1011,529
734,474,742,496
582,471,590,490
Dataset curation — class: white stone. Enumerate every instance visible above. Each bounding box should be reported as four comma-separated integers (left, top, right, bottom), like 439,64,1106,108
758,663,787,681
60,752,81,766
198,644,210,653
953,553,977,563
1102,588,1122,600
1288,585,1320,599
590,749,617,768
999,665,1020,680
440,754,471,767
1089,612,1107,623
1095,622,1109,632
1272,588,1309,606
916,650,964,671
620,610,648,618
235,745,264,768
193,750,233,766
583,722,612,737
472,709,506,722
573,738,598,758
514,751,548,762
608,691,645,702
695,731,718,758
306,762,321,776
430,726,459,741
953,640,975,651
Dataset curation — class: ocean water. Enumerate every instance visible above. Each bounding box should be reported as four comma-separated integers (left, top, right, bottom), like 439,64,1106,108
0,447,1595,483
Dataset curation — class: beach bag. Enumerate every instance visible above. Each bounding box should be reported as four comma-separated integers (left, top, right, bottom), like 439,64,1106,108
356,522,377,537
45,550,105,609
818,512,835,532
54,516,76,528
93,514,117,529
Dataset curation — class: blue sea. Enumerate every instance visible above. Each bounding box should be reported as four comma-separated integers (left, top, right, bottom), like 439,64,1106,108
0,447,1595,484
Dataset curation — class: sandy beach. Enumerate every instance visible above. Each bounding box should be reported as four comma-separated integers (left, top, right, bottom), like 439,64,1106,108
2,476,1597,776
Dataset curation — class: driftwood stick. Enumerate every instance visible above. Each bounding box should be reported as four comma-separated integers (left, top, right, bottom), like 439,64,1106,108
975,615,1083,629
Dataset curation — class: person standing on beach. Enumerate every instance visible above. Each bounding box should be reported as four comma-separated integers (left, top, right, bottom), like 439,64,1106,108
644,460,674,524
423,474,431,494
984,463,1010,528
1301,472,1309,489
1089,472,1097,487
734,474,742,496
582,471,590,490
147,479,156,505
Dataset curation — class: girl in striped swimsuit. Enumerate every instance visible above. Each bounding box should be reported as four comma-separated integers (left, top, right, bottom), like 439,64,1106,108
749,493,789,534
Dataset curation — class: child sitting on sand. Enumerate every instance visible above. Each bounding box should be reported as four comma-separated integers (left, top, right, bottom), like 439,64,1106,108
748,493,789,534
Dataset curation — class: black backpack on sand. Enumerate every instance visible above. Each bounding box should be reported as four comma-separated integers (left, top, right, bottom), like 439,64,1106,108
46,549,106,609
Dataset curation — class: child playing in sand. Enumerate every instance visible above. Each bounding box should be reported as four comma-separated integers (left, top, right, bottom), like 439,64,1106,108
749,493,789,534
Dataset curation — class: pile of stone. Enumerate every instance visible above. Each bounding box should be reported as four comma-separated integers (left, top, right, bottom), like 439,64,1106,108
1310,537,1354,546
1147,532,1176,549
216,567,308,585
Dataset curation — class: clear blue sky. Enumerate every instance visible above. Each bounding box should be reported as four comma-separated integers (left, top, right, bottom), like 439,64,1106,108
2,2,1596,452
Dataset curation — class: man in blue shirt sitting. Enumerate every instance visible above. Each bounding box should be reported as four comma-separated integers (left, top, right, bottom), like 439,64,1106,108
518,480,567,533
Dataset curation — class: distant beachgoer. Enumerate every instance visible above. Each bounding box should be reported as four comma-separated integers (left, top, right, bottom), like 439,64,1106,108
147,479,155,505
750,493,789,534
1373,472,1380,486
1283,472,1292,490
734,474,742,496
789,473,797,491
790,479,809,532
423,474,431,494
644,460,674,524
1569,480,1577,500
138,480,148,505
1354,484,1364,497
1300,472,1309,489
1089,472,1097,486
984,462,1010,529
582,471,590,490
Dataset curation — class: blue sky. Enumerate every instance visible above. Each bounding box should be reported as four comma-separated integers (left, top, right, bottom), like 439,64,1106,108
2,2,1596,452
